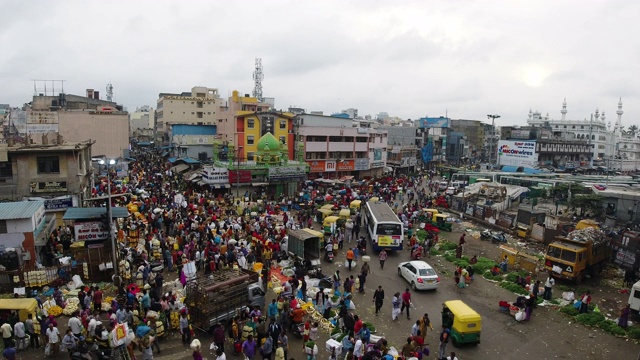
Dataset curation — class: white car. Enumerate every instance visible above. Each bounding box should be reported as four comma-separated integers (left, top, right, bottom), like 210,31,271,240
398,261,440,291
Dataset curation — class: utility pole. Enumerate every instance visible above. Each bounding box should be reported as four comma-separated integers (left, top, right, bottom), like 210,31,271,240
487,114,501,166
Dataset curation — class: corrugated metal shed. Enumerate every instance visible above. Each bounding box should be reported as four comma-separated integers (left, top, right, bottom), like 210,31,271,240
0,201,44,220
63,207,130,220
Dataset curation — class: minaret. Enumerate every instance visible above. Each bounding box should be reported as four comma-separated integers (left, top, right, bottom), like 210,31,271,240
595,108,600,122
528,109,533,121
616,98,624,131
561,98,567,121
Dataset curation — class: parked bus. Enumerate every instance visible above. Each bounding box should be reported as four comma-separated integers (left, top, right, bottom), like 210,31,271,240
363,201,404,251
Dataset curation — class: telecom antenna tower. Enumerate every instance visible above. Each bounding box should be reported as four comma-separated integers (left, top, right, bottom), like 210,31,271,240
252,58,264,102
106,82,114,102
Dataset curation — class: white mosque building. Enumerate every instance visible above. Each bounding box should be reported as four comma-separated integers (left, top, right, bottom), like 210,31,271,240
527,99,640,171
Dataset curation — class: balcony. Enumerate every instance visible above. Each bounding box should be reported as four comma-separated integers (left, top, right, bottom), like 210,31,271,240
306,142,327,152
355,142,368,152
328,142,354,152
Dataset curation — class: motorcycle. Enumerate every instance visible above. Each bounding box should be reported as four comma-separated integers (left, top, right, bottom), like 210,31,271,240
325,251,334,263
480,229,492,241
291,322,305,338
411,246,423,260
491,232,507,243
357,237,367,255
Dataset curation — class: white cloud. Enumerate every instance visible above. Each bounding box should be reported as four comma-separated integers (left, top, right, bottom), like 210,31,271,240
0,0,637,126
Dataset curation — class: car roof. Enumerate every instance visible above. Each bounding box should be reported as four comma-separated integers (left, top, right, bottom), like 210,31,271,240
407,261,434,269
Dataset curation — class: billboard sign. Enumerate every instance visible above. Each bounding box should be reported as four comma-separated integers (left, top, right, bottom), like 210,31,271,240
418,117,449,129
228,170,252,184
74,221,109,242
269,165,307,180
510,129,531,140
336,160,354,171
498,140,537,168
354,158,369,171
202,166,229,184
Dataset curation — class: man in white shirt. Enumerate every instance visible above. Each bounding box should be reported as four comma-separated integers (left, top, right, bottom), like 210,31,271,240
87,317,98,338
68,313,83,336
353,338,363,359
0,322,12,349
45,323,60,355
13,321,26,351
446,352,459,360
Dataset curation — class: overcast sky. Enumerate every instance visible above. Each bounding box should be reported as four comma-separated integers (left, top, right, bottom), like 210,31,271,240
0,0,638,127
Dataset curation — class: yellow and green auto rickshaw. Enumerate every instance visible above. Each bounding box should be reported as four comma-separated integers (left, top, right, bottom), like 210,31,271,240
339,208,351,221
316,208,334,223
433,214,452,232
323,216,340,235
321,204,335,211
349,200,362,214
442,300,482,346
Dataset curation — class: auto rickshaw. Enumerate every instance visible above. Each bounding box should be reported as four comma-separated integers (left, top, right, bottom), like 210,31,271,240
338,209,351,221
350,200,362,214
442,300,482,346
321,203,335,210
323,216,340,235
433,214,452,232
316,208,333,223
369,197,380,203
419,208,439,223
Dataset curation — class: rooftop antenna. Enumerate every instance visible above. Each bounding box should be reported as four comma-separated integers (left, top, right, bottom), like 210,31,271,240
252,58,264,102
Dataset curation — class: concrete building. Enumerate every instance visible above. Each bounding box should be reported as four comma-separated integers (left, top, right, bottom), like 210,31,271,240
171,124,220,160
450,119,485,162
216,90,273,143
130,106,155,138
418,117,449,167
156,86,223,139
0,141,92,218
379,125,424,174
297,114,388,179
235,111,295,162
23,90,128,159
0,201,55,268
447,131,468,164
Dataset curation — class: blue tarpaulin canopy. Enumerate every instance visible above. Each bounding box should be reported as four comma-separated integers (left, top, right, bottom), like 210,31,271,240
500,165,520,173
181,157,200,164
63,207,130,220
161,152,169,157
167,157,177,163
523,168,542,174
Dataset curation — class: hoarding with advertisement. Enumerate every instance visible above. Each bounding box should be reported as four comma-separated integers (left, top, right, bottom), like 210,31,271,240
30,181,67,193
418,117,449,129
510,129,531,140
336,160,354,171
74,221,109,242
228,170,252,184
202,166,229,184
307,160,337,172
497,140,537,168
354,158,369,171
268,165,307,180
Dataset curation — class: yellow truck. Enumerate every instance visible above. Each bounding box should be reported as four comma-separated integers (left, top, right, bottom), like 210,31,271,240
544,227,609,283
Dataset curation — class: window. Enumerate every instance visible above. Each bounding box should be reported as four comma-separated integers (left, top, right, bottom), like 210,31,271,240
279,119,287,129
560,250,576,262
280,136,286,144
197,112,203,118
247,136,255,145
247,119,255,128
207,112,211,115
197,102,203,108
0,220,6,234
0,161,12,178
37,156,60,174
247,152,254,161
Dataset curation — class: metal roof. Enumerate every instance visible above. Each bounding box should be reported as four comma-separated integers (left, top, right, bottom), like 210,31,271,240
63,207,130,220
0,201,44,220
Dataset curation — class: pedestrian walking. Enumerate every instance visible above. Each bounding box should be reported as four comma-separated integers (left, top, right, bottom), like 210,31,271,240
543,273,555,300
392,292,401,321
373,286,385,315
378,249,387,269
438,326,450,360
401,288,412,319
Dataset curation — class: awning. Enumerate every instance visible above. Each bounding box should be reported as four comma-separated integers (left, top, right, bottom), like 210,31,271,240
523,168,542,174
189,174,202,182
63,207,130,220
161,151,169,157
197,180,207,186
209,183,230,189
339,176,354,182
167,157,177,163
252,182,269,186
500,165,520,173
185,172,201,181
171,164,189,173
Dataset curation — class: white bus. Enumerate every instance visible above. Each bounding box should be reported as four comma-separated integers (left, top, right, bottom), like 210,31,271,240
363,201,404,251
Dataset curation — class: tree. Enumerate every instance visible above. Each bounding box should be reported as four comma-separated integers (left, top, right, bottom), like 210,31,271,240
629,125,639,137
568,194,604,218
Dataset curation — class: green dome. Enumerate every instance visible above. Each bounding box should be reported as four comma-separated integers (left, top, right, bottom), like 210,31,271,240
256,132,281,152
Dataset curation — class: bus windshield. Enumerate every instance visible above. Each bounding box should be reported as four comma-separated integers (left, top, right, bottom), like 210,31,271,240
376,223,402,235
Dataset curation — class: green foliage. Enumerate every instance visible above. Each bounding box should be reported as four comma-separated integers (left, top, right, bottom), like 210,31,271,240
568,194,605,217
549,298,561,305
575,312,605,326
535,297,544,305
331,327,341,335
336,333,347,342
439,241,458,251
482,270,502,281
500,282,529,295
453,257,470,268
505,270,527,283
606,324,627,337
472,257,495,274
444,253,456,263
628,327,640,340
559,305,579,317
430,248,442,256
556,284,574,292
415,230,428,242
597,320,615,332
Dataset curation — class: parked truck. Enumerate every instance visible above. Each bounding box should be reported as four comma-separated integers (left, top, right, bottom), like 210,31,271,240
544,227,610,283
287,228,323,261
185,268,265,331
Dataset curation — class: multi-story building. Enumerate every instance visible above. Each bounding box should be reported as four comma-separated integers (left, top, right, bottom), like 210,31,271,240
450,119,485,162
216,90,273,143
418,117,449,167
297,114,387,179
0,200,56,267
379,125,424,174
156,86,222,140
234,111,295,162
19,89,128,159
130,105,155,138
171,124,220,160
0,140,93,209
447,131,468,164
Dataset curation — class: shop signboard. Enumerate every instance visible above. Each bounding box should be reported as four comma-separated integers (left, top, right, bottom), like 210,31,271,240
371,162,384,168
497,140,537,168
44,196,74,211
354,158,369,171
30,181,67,193
228,170,252,184
202,166,229,184
418,117,449,129
27,111,59,124
307,161,325,172
74,221,109,242
336,160,354,171
510,129,531,139
269,165,307,180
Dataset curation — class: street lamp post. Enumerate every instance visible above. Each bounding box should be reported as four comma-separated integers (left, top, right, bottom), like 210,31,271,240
487,114,501,166
99,159,119,279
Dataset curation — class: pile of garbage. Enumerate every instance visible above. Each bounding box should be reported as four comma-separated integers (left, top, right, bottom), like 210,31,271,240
566,227,607,245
